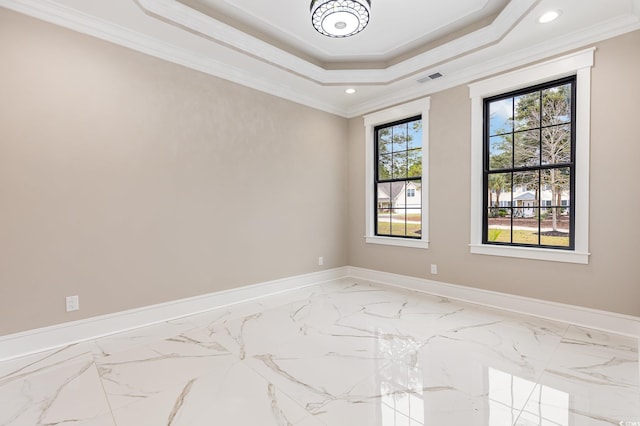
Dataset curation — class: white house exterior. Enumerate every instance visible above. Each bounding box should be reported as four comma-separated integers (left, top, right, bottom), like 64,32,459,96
490,186,570,218
378,181,422,213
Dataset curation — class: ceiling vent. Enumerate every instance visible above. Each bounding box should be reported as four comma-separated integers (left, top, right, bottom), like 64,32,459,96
417,72,443,83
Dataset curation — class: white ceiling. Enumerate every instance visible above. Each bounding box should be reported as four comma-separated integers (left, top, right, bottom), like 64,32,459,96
2,0,639,117
182,0,510,63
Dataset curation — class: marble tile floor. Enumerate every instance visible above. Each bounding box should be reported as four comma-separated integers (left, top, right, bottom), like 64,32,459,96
1,278,638,425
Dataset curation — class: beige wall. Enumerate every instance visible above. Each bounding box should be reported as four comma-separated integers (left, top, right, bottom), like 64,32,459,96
0,8,348,335
348,30,640,317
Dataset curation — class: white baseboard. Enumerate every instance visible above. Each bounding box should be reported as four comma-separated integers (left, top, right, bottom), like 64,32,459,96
347,266,640,338
0,267,348,362
2,265,638,362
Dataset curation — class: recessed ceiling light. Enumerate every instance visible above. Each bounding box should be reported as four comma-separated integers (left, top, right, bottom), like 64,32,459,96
539,10,561,24
345,88,356,94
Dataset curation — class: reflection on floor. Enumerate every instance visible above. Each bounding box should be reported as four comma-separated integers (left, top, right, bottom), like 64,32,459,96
1,279,638,425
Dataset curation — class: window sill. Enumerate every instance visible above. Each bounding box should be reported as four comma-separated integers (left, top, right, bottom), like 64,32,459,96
469,244,589,264
366,236,429,249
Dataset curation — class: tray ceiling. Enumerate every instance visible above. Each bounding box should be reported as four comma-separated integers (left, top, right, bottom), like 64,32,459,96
1,0,639,117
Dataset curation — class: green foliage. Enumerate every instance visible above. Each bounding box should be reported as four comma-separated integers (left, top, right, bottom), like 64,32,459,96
488,229,570,247
488,173,511,207
488,229,503,241
376,221,421,237
377,119,422,180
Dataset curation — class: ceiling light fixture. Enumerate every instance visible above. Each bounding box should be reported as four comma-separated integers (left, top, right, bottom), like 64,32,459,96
538,10,561,24
310,0,371,38
345,88,356,94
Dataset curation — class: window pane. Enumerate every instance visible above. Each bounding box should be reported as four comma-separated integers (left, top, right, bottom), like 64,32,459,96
407,120,422,149
489,98,513,136
377,181,392,236
378,127,392,155
514,130,540,168
392,152,408,179
391,210,407,236
377,182,392,209
392,123,408,152
489,135,512,170
378,154,392,180
488,173,511,209
407,149,422,178
542,84,572,127
540,228,571,247
487,208,511,243
540,167,571,247
377,208,392,236
405,182,421,206
513,170,539,199
513,210,539,245
406,209,423,238
379,204,424,239
514,93,540,131
540,199,570,247
542,124,571,165
540,231,570,247
541,168,570,202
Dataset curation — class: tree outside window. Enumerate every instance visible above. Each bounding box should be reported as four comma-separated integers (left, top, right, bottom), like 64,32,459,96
375,117,423,239
484,77,575,249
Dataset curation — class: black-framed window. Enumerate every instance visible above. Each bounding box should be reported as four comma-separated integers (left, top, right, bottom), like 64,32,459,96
375,116,422,239
483,76,576,249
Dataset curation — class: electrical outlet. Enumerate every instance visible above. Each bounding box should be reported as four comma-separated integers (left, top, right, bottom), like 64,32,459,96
318,256,324,266
430,264,438,274
66,295,79,312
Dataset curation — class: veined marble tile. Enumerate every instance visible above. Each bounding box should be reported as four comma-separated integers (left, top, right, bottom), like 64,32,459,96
0,341,95,382
96,329,236,412
183,281,339,331
182,300,271,329
1,280,637,426
239,283,568,426
282,283,460,350
442,317,567,371
0,354,113,426
516,380,640,426
89,317,198,359
111,361,317,426
252,283,335,310
559,326,638,361
515,325,640,425
317,280,415,313
550,325,639,389
303,330,549,426
245,331,405,404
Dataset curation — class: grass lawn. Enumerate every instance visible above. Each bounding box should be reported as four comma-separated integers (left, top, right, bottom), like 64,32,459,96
377,221,422,237
389,213,422,222
488,228,569,247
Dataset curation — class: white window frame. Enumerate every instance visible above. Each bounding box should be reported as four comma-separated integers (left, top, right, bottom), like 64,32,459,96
364,97,430,249
468,49,593,264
